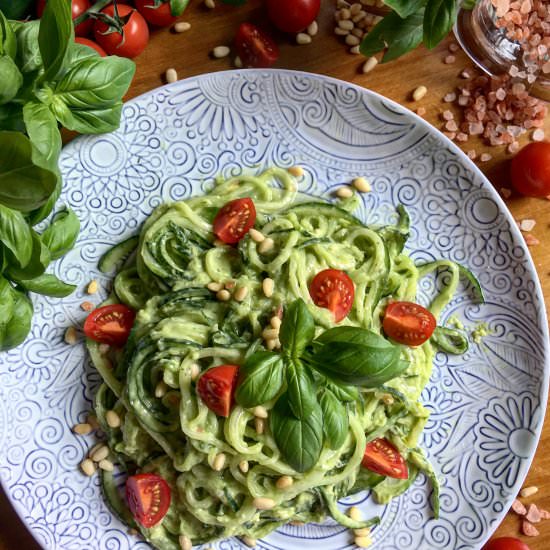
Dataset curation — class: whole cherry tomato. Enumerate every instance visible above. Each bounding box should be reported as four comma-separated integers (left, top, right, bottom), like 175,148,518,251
482,537,531,550
511,141,550,198
135,0,177,27
266,0,321,33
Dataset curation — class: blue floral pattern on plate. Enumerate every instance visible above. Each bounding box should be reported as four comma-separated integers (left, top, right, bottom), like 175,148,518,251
0,70,548,550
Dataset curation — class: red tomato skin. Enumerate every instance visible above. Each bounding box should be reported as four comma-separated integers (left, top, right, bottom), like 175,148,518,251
511,142,550,198
37,0,93,37
309,269,355,322
83,304,135,347
197,365,239,417
213,198,257,244
94,5,149,59
266,0,321,33
382,301,436,347
135,0,177,27
482,538,531,550
75,37,107,57
126,474,171,528
361,438,408,479
235,23,279,69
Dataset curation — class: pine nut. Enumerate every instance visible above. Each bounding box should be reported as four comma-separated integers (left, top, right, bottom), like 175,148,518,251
179,535,193,550
276,475,294,489
338,19,354,31
65,327,78,346
351,28,364,38
249,228,265,243
350,45,361,54
212,46,230,59
234,56,243,68
128,528,139,536
253,497,276,510
207,281,223,292
242,537,257,548
520,486,539,498
352,177,371,192
80,459,96,477
345,34,360,46
350,3,362,14
98,459,114,472
340,8,351,19
352,11,367,23
296,33,312,45
290,521,304,526
255,417,265,434
266,338,278,351
253,405,268,419
239,460,249,473
412,85,428,101
166,68,178,84
263,327,279,340
362,56,378,73
174,21,191,32
349,506,363,521
336,186,353,198
307,21,318,36
98,343,110,354
354,527,371,536
262,278,274,298
258,237,274,254
81,301,94,311
204,0,215,8
190,363,200,380
72,423,92,436
87,280,98,294
355,535,373,548
234,286,249,302
90,445,109,463
288,166,304,178
381,393,394,405
105,410,121,429
213,453,226,471
334,27,350,36
337,0,350,7
88,442,103,458
270,316,282,329
216,289,231,301
155,381,168,398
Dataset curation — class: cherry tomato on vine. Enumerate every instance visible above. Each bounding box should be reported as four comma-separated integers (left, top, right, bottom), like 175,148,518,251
94,4,149,59
511,141,550,198
361,438,408,479
213,198,256,244
83,304,135,347
75,37,106,57
266,0,321,33
309,269,355,322
235,23,279,68
197,365,239,417
126,473,171,528
382,301,436,346
482,538,531,550
37,0,93,37
135,0,177,27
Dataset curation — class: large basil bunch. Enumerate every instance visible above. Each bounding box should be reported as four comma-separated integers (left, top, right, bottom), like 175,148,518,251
0,0,135,351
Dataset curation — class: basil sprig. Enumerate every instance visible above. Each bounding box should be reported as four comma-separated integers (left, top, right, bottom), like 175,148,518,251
0,0,136,351
235,299,408,472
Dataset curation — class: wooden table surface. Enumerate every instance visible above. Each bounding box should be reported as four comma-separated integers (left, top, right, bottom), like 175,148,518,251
1,1,549,549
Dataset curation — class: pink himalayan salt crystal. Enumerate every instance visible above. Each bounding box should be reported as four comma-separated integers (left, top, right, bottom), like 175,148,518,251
456,132,468,142
442,110,454,120
480,153,493,162
448,42,459,52
522,519,540,536
539,509,550,520
508,141,520,154
524,234,540,246
500,187,512,198
443,131,456,140
526,503,542,523
416,107,426,116
444,92,457,102
444,55,456,64
467,150,477,159
512,499,528,515
445,120,458,132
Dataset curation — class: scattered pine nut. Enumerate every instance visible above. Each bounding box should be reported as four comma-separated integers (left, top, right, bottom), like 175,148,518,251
81,301,94,312
90,445,109,463
266,338,278,351
254,417,265,435
242,537,257,548
276,475,294,489
350,45,361,54
105,410,121,429
355,535,373,548
345,34,360,46
349,506,363,521
216,289,231,302
339,8,351,19
212,45,230,58
88,442,104,458
234,286,249,302
532,129,545,141
336,186,353,199
253,497,276,510
155,381,168,398
253,405,268,419
334,27,350,36
80,459,96,477
362,56,378,73
98,459,114,472
352,177,371,193
179,535,193,550
519,219,536,232
190,363,200,380
258,237,274,254
213,453,226,471
239,460,249,473
262,278,274,298
87,280,98,294
128,528,139,536
207,281,223,292
234,56,243,68
288,166,304,178
296,33,312,45
270,316,282,330
166,68,178,84
520,486,539,498
64,327,78,345
338,19,354,31
354,527,371,537
72,423,93,436
480,153,492,162
262,327,279,340
412,85,428,101
249,228,265,243
204,0,215,8
307,21,318,36
174,21,191,33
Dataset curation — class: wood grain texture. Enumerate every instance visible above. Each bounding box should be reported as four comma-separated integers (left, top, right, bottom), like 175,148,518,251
1,1,549,548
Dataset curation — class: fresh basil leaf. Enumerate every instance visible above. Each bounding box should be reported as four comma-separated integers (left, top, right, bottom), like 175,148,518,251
270,393,323,473
38,0,73,83
0,276,15,329
423,0,457,49
0,104,24,132
384,0,426,18
41,208,80,260
0,0,34,20
0,286,33,351
170,0,191,16
320,389,348,450
66,42,101,65
0,132,57,212
6,230,50,280
14,20,42,74
0,204,32,267
27,176,62,226
0,55,22,104
19,273,76,297
280,298,315,357
0,10,16,58
23,101,62,172
51,98,124,134
326,380,360,402
235,351,285,408
287,360,316,419
431,326,468,354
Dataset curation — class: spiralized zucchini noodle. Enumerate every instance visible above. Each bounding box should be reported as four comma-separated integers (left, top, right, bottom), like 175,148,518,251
88,167,476,549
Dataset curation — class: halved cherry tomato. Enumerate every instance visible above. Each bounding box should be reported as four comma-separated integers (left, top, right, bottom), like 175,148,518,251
75,37,106,57
382,301,436,347
482,538,531,550
135,0,176,27
511,141,550,198
235,23,279,68
126,473,171,528
37,0,93,37
309,269,355,322
94,4,149,59
213,198,256,244
362,438,408,479
83,304,135,347
266,0,321,33
197,364,239,417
